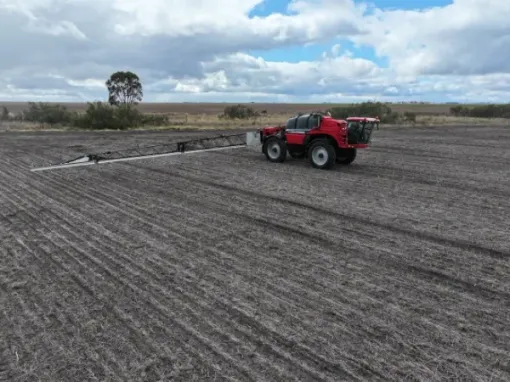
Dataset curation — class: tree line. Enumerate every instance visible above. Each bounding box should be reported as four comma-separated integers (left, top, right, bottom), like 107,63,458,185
0,71,168,130
449,104,510,118
1,70,510,129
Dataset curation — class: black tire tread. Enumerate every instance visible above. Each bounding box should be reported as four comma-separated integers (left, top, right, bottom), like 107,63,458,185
336,148,357,165
307,139,336,169
263,137,287,163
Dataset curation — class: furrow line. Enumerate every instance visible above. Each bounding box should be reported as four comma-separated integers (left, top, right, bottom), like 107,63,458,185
106,166,510,304
0,246,37,382
0,165,343,382
0,165,243,380
85,160,505,276
16,226,242,381
7,156,510,306
19,160,510,362
4,159,364,380
18,158,510,346
0,189,132,380
369,147,510,165
4,153,402,380
8,157,510,370
180,151,510,201
134,164,509,260
18,161,435,317
41,228,327,382
37,209,317,382
3,214,140,380
193,147,510,202
0,178,258,381
118,163,510,300
1,253,114,381
15,236,167,381
361,164,510,198
99,160,510,291
190,184,510,298
113,155,510,239
3,268,111,381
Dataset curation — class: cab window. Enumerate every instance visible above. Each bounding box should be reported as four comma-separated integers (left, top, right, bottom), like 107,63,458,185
295,115,309,130
308,114,319,129
348,121,360,129
286,117,298,129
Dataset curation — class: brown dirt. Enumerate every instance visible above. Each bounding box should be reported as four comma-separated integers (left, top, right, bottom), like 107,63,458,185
0,125,509,381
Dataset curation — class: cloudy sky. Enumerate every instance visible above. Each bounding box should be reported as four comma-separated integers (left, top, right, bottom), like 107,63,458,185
1,0,509,103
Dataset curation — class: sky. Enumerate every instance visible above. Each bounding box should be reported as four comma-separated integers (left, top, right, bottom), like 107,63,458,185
1,0,510,103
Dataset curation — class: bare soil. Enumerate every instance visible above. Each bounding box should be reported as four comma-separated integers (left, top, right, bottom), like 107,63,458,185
1,124,509,381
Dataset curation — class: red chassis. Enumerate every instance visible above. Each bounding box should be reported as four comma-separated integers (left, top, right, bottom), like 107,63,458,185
259,113,379,169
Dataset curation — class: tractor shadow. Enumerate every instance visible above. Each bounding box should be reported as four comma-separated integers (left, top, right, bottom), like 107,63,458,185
213,148,371,174
265,153,371,174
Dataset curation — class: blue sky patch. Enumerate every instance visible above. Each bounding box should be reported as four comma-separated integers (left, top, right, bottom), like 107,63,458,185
361,0,452,11
246,40,388,67
248,0,290,18
246,0,446,66
249,0,453,18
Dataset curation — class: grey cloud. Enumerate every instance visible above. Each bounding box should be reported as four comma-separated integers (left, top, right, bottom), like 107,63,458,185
0,0,368,96
3,0,510,102
414,30,510,76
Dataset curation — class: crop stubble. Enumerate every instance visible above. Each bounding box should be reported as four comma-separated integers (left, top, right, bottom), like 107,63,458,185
0,125,509,381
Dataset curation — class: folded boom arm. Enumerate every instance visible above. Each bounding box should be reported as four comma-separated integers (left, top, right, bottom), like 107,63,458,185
31,132,259,172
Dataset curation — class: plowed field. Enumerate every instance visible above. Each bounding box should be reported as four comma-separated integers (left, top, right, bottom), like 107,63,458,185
1,125,509,381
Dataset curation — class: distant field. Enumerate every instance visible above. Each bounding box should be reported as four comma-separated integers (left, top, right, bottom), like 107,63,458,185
3,101,506,132
1,101,459,116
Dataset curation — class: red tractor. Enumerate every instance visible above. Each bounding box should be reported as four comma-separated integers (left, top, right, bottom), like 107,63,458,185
31,112,379,173
259,112,379,169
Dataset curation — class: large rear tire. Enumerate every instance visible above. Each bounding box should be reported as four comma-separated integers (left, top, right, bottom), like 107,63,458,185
263,136,287,163
307,139,336,169
336,148,356,165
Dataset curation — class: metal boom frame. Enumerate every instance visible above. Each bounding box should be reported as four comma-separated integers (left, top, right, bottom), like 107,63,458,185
31,132,259,172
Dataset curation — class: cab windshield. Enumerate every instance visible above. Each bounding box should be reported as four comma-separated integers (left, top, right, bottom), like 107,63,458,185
348,120,378,130
347,121,362,129
346,120,377,144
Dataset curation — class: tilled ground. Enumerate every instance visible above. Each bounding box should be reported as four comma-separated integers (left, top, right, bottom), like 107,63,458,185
0,125,509,381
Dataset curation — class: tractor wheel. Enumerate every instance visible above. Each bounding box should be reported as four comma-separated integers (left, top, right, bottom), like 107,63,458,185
263,137,287,163
336,148,357,165
307,139,336,169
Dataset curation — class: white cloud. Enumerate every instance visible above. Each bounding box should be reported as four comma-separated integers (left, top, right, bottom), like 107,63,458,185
0,0,510,103
353,0,510,77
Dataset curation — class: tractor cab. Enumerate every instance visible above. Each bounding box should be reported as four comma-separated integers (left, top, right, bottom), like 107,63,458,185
285,112,322,131
345,117,379,145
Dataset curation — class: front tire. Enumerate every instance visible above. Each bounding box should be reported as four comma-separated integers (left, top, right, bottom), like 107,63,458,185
336,148,356,165
307,139,336,169
263,136,287,163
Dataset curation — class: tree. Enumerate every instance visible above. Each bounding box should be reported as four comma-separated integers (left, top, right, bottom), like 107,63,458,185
105,71,143,106
1,106,9,121
221,104,258,119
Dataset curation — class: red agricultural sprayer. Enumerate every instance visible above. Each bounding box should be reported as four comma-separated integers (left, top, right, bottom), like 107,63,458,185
31,112,379,172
